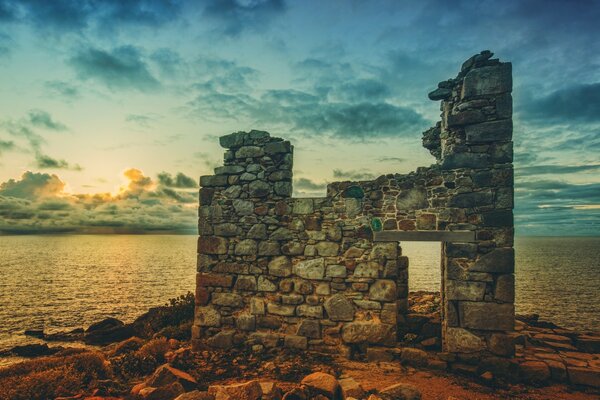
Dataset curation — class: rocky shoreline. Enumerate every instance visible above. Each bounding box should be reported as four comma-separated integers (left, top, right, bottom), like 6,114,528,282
1,292,599,400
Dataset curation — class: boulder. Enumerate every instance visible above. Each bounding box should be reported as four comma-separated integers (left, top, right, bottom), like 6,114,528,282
379,383,422,400
208,380,262,400
259,382,283,400
339,377,365,399
400,348,428,368
518,361,550,383
174,391,215,400
139,382,185,400
11,343,58,357
301,372,343,400
324,294,354,322
146,364,198,391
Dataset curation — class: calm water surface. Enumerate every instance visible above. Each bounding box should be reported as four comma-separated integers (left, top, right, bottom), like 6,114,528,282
0,235,599,364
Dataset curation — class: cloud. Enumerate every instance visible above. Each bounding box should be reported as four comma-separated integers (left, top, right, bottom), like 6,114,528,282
45,80,80,100
517,164,600,176
125,113,159,128
0,138,14,155
69,45,160,91
522,83,600,123
35,153,82,170
203,0,286,37
0,32,12,57
2,0,183,34
0,169,198,234
332,169,376,181
377,156,405,163
28,109,68,131
157,171,198,188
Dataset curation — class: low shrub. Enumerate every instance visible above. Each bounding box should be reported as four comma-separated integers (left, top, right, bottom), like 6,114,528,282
132,292,195,338
0,351,109,400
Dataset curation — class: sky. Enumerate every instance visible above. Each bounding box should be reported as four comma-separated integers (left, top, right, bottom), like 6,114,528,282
0,0,599,235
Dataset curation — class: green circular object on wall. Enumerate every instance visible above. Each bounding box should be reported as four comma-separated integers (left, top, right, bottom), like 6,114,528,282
371,217,383,232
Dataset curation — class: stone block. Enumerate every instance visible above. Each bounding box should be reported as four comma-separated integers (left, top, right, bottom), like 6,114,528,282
212,293,243,308
465,119,512,143
448,191,493,208
471,248,514,273
200,175,228,187
446,109,486,127
235,314,256,331
284,335,308,350
235,146,264,158
494,274,515,302
326,264,346,278
416,213,436,230
258,241,280,256
270,227,293,240
369,280,397,302
496,93,512,119
446,280,486,301
459,302,514,331
219,131,247,148
281,294,304,305
197,273,233,288
249,180,270,197
267,303,296,316
297,305,323,318
519,361,550,383
250,298,265,315
214,165,245,175
324,294,354,321
400,347,428,367
268,256,292,277
567,366,600,388
232,199,254,215
461,63,512,98
316,241,339,256
293,258,325,280
234,275,257,291
341,322,395,346
293,198,314,214
489,333,515,356
445,243,477,258
354,261,380,278
198,236,228,255
297,319,321,338
196,306,221,327
441,152,490,170
234,239,257,255
265,140,291,154
214,223,241,237
257,276,277,292
445,327,485,353
274,181,292,196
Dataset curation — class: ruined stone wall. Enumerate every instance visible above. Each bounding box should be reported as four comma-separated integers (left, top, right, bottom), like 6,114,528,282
192,51,515,359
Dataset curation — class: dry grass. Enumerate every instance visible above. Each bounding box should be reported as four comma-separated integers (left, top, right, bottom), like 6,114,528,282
0,351,109,400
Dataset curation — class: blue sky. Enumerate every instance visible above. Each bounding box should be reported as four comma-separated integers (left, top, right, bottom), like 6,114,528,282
0,0,599,235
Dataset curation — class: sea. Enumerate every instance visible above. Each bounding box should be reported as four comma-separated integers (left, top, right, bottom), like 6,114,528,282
0,235,599,366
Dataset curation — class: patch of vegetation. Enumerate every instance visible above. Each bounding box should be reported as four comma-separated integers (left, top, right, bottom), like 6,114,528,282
132,292,195,338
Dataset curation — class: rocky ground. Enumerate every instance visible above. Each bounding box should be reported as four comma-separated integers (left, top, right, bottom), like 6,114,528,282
0,292,599,400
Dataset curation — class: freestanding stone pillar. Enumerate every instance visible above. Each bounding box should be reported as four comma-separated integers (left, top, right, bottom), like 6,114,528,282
192,51,515,360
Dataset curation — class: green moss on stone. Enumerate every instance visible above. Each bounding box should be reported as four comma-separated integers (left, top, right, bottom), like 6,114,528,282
342,185,365,199
371,218,383,232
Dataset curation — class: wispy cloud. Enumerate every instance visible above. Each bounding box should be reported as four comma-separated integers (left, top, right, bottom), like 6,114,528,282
69,45,161,91
35,153,82,171
203,0,286,37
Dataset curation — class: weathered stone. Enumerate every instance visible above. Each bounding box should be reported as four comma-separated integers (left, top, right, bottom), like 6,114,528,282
214,223,240,237
400,348,428,368
196,306,221,327
324,294,354,321
212,293,243,308
519,361,550,383
428,87,451,101
459,302,514,331
494,274,515,302
235,314,256,331
462,63,512,98
339,377,365,399
223,185,242,199
258,241,280,256
233,199,254,215
198,236,228,255
270,227,293,240
260,254,288,277
354,262,380,278
297,319,321,338
353,300,381,310
326,264,346,278
369,280,397,302
274,181,292,196
301,372,342,399
284,335,308,350
465,119,512,143
471,248,514,273
297,305,323,318
567,366,600,388
265,140,291,154
341,322,395,345
234,275,257,291
445,327,485,353
219,131,247,148
235,146,264,158
315,241,339,256
250,298,265,315
448,191,493,208
257,276,277,292
446,280,486,301
488,333,515,356
249,180,270,197
235,239,257,255
267,303,295,316
209,380,262,400
293,198,314,214
247,224,267,239
200,175,228,187
293,258,325,280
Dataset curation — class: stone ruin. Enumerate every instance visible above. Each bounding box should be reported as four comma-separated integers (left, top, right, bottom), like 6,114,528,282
192,51,515,361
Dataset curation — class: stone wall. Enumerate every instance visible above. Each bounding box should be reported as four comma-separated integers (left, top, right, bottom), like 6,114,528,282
192,50,515,359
